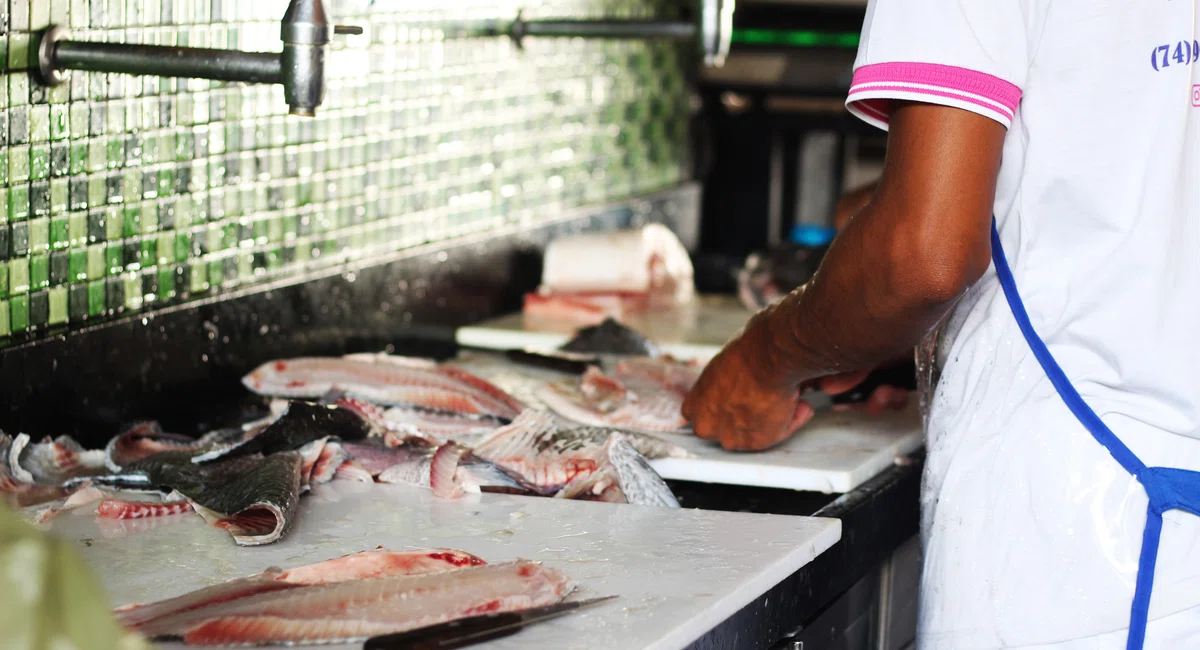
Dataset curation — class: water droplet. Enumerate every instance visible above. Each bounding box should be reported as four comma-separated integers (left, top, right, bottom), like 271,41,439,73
258,325,269,335
202,321,218,340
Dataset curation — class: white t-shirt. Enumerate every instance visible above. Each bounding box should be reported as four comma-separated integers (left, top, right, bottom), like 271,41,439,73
845,1,1200,648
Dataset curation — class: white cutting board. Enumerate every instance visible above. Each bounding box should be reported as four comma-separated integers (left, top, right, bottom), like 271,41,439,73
56,483,840,650
456,295,753,362
449,353,924,494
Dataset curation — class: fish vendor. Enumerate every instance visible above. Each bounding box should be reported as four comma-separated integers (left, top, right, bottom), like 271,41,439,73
684,2,1200,649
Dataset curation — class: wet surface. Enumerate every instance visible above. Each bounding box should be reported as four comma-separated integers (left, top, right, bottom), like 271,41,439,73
48,481,840,650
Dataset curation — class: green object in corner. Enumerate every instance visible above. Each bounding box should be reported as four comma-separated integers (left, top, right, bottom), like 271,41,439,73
0,502,149,650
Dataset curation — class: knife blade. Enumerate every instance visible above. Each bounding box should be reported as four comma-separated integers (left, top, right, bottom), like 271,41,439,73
362,595,618,650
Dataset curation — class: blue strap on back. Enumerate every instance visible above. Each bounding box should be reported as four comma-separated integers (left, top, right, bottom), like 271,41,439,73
989,219,1200,650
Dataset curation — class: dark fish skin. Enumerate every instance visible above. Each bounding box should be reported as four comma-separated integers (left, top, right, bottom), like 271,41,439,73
106,421,211,471
192,402,371,464
183,451,303,546
560,318,660,357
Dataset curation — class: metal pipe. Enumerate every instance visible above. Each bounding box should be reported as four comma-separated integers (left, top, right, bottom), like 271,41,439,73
513,19,696,41
53,41,282,84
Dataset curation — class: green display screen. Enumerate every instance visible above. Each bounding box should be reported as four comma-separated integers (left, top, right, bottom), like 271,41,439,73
731,28,860,49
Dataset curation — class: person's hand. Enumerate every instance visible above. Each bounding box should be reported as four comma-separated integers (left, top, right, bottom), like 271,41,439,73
682,306,816,451
818,365,911,415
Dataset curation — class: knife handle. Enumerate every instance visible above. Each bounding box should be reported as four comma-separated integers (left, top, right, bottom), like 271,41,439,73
828,360,918,405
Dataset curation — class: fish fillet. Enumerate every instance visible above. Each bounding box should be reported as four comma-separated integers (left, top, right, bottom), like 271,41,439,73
536,359,699,433
242,357,524,420
115,548,486,630
137,560,572,644
474,410,688,490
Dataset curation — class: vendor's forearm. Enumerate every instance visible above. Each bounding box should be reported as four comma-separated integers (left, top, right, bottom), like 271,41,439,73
758,103,1007,384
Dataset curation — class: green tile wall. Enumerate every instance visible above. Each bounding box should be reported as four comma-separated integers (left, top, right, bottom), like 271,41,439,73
0,0,691,337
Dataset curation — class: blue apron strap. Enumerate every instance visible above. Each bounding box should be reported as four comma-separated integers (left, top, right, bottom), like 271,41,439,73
989,218,1163,650
989,219,1146,475
1128,505,1163,649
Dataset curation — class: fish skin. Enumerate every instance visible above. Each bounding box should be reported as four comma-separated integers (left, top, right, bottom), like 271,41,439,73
3,433,79,508
138,560,572,645
242,357,523,420
11,434,108,484
115,548,487,631
193,402,371,465
105,421,207,471
559,317,660,357
129,451,303,546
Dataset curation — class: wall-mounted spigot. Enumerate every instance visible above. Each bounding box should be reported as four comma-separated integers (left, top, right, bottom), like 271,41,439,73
34,0,361,117
281,0,362,117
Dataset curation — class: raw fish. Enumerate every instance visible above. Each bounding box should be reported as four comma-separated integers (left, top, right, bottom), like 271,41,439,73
349,439,547,496
536,358,700,433
473,410,684,506
106,422,211,471
331,395,498,445
97,497,194,520
9,433,108,484
115,548,487,631
193,401,370,464
555,433,680,507
559,317,660,357
184,451,303,546
242,356,524,420
136,559,572,644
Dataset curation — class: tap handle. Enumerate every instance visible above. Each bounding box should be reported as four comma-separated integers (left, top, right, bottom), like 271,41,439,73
334,25,363,35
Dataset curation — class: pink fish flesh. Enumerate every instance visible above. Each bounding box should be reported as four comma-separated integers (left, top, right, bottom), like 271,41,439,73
97,498,194,520
535,359,700,433
137,560,572,644
332,397,497,445
241,357,524,420
429,442,471,499
332,460,374,483
115,548,487,631
356,439,545,496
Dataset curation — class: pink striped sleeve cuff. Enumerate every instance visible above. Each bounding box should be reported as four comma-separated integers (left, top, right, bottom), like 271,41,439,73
845,62,1022,130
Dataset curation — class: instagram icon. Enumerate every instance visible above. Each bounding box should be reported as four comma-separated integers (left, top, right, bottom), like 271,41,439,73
1194,85,1200,107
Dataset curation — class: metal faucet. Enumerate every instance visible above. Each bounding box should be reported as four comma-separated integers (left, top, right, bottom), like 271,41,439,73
36,0,361,117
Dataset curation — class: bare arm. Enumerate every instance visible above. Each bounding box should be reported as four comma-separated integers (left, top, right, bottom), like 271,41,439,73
684,102,1006,450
